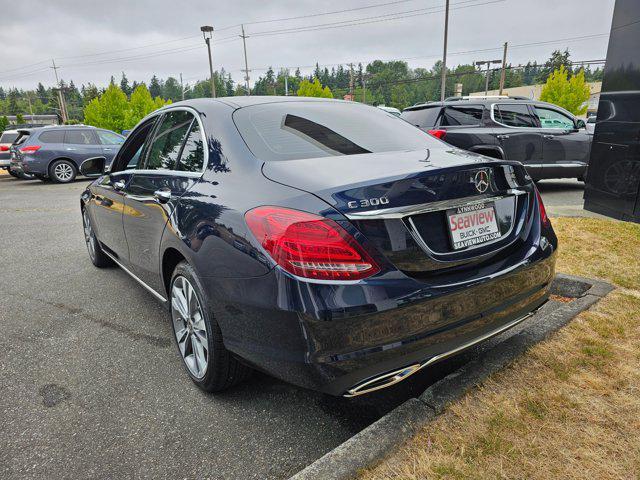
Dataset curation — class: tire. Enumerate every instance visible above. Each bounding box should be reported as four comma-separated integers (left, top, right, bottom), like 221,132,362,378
82,208,114,268
8,169,18,178
169,261,251,392
49,159,77,183
17,171,36,180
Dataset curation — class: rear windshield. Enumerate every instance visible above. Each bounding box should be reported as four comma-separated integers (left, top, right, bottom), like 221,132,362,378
0,132,19,144
234,101,437,162
401,107,442,127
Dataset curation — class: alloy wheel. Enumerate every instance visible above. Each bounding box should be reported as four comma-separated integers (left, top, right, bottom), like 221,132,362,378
171,276,208,379
82,210,96,261
54,163,74,181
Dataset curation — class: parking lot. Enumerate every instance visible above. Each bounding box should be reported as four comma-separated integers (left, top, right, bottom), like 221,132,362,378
0,174,588,479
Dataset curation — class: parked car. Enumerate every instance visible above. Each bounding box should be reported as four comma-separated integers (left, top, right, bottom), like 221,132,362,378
11,125,124,183
1,129,20,176
3,129,37,180
401,96,591,181
80,97,556,397
585,115,597,135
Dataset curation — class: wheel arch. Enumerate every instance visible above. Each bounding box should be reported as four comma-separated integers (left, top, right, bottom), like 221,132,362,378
161,247,187,297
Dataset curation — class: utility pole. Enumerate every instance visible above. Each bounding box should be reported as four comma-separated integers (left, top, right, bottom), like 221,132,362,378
200,26,216,98
440,0,450,102
240,25,251,95
498,42,508,95
50,59,68,123
475,59,502,95
348,63,355,100
180,73,185,101
284,70,289,96
362,74,367,104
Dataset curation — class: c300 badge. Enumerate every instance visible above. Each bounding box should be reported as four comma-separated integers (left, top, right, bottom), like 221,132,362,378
347,197,389,209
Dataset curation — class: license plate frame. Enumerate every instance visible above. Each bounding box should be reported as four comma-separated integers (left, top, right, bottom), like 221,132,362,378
446,202,502,251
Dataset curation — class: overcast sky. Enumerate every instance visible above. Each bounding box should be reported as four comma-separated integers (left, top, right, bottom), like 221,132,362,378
0,0,615,91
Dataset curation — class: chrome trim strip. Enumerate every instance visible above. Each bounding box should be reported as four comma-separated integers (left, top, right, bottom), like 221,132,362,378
102,251,168,303
344,308,536,397
344,191,525,220
489,103,577,130
523,163,587,169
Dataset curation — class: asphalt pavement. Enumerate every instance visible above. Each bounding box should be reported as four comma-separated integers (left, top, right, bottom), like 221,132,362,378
0,173,594,479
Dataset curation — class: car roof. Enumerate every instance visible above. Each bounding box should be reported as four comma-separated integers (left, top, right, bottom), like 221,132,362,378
1,129,20,134
161,96,355,112
403,97,571,113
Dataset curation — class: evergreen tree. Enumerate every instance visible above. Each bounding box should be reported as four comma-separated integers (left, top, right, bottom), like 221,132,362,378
120,72,132,97
149,75,162,98
36,83,48,104
0,87,6,101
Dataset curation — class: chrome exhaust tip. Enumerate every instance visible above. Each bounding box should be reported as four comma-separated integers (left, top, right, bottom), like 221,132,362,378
343,363,422,397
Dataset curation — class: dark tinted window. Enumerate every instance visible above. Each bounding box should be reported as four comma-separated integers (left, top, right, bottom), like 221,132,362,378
38,130,65,143
495,104,537,127
440,105,484,126
65,129,96,145
177,121,205,172
112,117,158,172
146,110,193,171
401,107,442,127
235,102,436,162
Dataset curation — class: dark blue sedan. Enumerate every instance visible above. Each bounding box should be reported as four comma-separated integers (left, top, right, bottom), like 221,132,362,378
80,97,557,397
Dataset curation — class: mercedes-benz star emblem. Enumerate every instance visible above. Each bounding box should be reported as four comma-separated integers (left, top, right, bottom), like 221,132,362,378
474,170,490,193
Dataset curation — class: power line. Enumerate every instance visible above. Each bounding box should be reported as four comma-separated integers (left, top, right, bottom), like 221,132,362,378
249,0,500,38
216,0,420,31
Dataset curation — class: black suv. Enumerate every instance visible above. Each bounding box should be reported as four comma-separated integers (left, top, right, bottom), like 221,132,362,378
401,97,590,181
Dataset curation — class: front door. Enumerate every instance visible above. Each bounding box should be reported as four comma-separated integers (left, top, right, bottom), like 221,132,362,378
492,103,543,177
532,105,591,178
63,129,103,168
96,129,126,166
88,118,159,261
122,109,206,293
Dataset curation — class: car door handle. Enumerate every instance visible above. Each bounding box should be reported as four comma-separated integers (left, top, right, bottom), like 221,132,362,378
113,180,126,191
66,148,77,151
496,134,510,140
154,188,172,203
543,135,555,139
103,148,113,151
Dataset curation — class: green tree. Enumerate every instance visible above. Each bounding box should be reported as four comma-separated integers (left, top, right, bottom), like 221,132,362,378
15,113,25,124
0,115,9,131
83,83,129,132
149,75,162,98
297,78,333,98
120,72,132,97
125,84,157,127
539,66,590,116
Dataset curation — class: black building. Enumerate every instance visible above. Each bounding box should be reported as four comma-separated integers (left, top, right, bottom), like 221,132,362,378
584,0,640,223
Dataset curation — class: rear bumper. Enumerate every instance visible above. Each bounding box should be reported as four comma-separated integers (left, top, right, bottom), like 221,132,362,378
205,239,556,396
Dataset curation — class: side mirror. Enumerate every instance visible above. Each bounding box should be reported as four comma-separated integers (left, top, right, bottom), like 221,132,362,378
80,156,107,178
575,119,586,129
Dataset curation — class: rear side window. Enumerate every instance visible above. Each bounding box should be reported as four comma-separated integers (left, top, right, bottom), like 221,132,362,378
440,105,484,126
65,130,96,145
97,130,125,145
0,132,18,143
235,102,436,162
146,110,199,171
39,130,65,143
401,107,442,127
495,104,537,128
177,121,205,172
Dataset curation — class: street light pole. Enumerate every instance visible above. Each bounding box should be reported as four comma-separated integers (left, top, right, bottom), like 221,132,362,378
440,0,450,102
200,26,216,98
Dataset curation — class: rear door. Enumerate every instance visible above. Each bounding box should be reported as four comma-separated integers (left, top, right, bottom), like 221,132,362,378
95,129,125,166
64,129,103,168
122,108,207,292
531,105,590,178
491,103,543,176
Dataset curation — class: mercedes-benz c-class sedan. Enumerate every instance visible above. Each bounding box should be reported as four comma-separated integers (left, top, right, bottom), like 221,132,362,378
79,97,556,397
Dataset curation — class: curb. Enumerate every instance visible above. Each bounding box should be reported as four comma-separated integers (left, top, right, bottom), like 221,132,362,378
290,274,614,480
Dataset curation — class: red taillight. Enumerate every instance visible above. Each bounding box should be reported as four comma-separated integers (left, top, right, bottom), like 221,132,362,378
535,188,549,226
427,129,447,140
0,145,9,152
245,206,380,281
20,145,41,153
